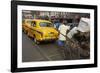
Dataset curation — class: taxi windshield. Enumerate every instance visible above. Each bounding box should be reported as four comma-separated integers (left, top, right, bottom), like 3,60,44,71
40,22,53,27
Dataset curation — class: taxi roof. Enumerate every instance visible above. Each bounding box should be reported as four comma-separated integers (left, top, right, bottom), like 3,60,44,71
24,19,51,23
33,19,51,23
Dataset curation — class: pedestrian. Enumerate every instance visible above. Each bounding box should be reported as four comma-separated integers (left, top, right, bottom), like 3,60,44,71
54,19,61,30
57,20,70,59
58,20,70,45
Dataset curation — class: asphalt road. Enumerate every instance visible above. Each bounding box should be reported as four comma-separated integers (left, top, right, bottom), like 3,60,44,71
22,32,64,62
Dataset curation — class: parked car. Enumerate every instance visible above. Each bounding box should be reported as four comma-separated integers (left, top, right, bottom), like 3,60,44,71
22,19,59,44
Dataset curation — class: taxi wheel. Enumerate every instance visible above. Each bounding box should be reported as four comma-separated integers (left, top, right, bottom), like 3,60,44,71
34,38,40,44
22,29,24,32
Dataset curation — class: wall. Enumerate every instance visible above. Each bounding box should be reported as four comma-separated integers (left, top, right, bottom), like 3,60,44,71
0,0,99,73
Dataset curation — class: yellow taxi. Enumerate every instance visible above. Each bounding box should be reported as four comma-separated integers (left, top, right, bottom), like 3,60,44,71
22,19,59,44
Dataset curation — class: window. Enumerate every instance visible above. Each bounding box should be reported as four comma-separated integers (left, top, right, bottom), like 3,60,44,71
31,21,36,27
40,22,52,27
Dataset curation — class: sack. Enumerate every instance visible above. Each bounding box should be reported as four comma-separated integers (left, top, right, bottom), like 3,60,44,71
78,18,90,32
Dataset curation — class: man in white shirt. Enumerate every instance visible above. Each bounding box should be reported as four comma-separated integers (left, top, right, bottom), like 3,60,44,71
57,20,70,59
58,23,70,42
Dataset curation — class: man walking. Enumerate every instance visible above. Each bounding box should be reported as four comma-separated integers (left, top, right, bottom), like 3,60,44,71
58,20,70,59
